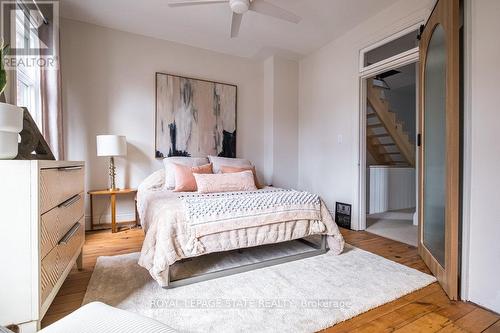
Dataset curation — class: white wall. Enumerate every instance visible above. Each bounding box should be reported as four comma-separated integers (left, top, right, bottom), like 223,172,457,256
272,57,299,188
386,83,417,143
60,19,265,228
367,167,416,214
263,57,274,185
298,0,433,224
262,56,299,188
465,0,500,313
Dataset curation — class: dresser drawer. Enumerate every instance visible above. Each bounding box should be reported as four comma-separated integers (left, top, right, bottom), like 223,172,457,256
40,219,84,306
40,193,84,259
40,166,84,214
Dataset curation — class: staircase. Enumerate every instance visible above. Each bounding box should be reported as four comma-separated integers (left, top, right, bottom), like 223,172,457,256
366,79,416,167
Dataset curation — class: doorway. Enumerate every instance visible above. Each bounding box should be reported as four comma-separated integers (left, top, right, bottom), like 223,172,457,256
364,63,418,246
358,0,461,300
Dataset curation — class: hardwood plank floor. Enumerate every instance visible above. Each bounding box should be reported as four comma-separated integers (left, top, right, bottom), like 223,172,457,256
43,228,500,332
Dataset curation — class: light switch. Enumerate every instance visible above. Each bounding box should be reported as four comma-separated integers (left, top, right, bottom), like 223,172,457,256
337,134,343,144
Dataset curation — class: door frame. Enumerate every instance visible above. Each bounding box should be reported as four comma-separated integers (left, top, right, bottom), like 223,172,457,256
460,0,472,302
357,24,422,231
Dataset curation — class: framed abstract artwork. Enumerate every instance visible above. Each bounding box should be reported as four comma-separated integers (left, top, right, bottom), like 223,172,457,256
155,72,237,159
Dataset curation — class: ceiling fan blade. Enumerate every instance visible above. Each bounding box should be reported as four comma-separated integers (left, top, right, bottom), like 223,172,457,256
231,13,243,38
168,0,228,7
249,0,301,24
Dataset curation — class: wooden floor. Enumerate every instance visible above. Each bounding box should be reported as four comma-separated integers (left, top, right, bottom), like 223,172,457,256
43,228,500,332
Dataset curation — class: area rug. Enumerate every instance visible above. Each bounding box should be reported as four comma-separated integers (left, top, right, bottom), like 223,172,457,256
83,242,436,333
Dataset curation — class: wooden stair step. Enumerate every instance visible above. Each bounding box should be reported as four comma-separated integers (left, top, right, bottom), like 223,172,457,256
374,143,396,147
367,113,378,118
367,124,384,129
367,78,415,167
368,134,390,139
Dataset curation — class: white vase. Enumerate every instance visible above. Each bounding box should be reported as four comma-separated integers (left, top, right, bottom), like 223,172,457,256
0,103,23,159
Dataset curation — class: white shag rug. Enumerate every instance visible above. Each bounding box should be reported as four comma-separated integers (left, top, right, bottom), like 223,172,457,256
83,243,436,333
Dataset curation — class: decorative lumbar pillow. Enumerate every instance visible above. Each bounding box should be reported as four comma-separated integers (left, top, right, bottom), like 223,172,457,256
208,155,252,174
172,163,213,192
220,165,263,189
194,170,257,193
163,157,209,189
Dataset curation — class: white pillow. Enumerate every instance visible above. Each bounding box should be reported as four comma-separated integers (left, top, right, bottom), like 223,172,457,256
208,156,252,174
194,171,257,193
138,169,165,193
163,157,209,189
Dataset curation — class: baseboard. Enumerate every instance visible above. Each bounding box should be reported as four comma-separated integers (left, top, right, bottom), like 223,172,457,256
85,213,136,230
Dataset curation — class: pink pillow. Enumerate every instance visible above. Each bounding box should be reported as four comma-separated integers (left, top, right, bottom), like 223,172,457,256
194,170,257,193
173,163,213,192
220,165,263,189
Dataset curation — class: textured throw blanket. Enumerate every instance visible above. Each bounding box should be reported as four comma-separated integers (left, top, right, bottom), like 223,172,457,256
180,189,323,237
178,189,327,256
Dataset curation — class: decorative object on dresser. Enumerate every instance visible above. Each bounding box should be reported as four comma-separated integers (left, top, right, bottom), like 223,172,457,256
0,42,25,160
88,188,138,233
0,161,85,333
155,73,237,159
96,135,127,190
16,108,55,160
0,103,23,159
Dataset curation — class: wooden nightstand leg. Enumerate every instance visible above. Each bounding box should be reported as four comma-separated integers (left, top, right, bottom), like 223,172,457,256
90,194,94,231
111,193,117,233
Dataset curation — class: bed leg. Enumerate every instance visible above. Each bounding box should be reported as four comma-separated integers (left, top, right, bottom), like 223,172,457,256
321,235,327,250
165,266,171,289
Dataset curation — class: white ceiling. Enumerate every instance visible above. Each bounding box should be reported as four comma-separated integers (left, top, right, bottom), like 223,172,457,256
60,0,399,60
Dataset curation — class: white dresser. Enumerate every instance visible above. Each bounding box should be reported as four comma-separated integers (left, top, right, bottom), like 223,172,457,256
0,160,85,332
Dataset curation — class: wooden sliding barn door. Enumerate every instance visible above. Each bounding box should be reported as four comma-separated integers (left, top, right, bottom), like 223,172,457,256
418,0,460,300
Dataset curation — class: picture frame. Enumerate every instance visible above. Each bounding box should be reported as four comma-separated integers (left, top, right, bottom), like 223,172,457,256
155,72,237,159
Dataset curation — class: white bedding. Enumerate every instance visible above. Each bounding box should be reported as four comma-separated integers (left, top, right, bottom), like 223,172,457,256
137,169,345,287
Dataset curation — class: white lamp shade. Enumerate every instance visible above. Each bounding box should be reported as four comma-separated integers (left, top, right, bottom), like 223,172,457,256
96,135,127,157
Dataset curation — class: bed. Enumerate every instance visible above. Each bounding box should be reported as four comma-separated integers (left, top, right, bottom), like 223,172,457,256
137,169,345,288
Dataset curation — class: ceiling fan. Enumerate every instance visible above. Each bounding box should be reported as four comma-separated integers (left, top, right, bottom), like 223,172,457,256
168,0,301,38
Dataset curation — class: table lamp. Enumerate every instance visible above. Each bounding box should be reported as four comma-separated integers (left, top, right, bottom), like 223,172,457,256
96,135,127,190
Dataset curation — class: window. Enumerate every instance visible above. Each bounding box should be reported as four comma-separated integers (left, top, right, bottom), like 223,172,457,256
359,24,422,73
15,9,42,127
363,29,419,67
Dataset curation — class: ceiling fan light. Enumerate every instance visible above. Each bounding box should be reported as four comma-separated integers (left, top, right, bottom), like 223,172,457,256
230,0,250,14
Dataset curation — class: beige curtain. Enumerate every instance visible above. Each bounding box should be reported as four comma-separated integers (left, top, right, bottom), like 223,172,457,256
39,16,64,160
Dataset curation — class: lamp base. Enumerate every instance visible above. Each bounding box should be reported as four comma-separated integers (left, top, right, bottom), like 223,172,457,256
109,156,117,191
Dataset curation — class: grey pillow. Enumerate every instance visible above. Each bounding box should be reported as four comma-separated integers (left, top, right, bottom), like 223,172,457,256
208,156,252,173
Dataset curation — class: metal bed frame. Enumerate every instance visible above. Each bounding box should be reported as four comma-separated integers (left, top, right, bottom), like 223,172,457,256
164,235,328,289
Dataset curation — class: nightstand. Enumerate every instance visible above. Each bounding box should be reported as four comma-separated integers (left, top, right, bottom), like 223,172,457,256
88,188,138,233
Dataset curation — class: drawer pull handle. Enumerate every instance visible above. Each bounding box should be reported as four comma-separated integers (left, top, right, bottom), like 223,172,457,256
59,223,81,245
59,194,81,208
57,166,83,171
